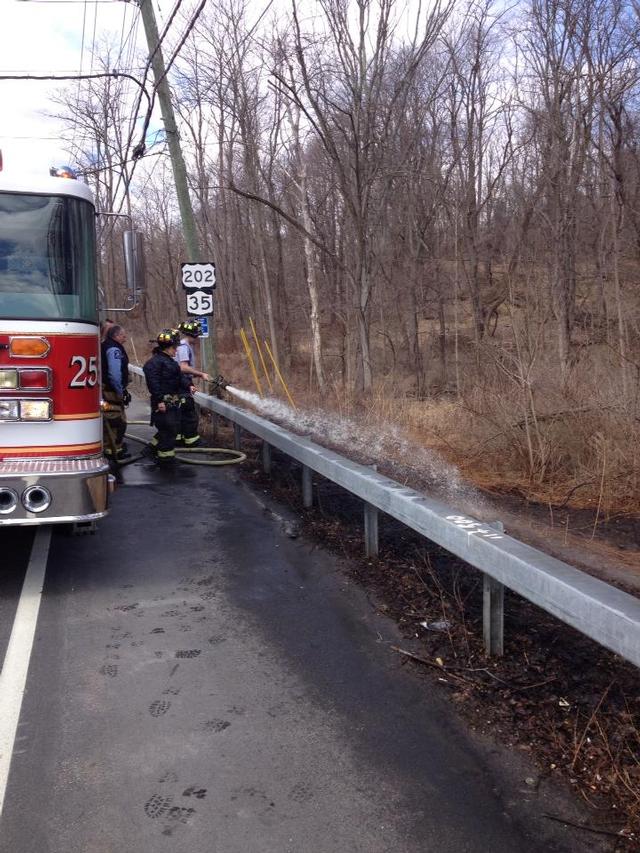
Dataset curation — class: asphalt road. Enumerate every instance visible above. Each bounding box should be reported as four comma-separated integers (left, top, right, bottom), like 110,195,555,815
0,420,597,853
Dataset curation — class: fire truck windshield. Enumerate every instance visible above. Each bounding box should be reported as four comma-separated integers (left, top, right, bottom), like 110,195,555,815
0,192,97,322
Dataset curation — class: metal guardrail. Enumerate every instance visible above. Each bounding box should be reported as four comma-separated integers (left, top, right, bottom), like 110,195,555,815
129,365,640,668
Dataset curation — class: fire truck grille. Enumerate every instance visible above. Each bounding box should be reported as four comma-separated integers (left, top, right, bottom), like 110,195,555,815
0,458,107,475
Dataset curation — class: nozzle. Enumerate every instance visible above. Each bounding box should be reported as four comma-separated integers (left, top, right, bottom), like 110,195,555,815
210,374,229,391
209,374,229,399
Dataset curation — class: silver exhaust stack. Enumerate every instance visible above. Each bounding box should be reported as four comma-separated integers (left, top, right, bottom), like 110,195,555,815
22,485,52,513
0,488,19,514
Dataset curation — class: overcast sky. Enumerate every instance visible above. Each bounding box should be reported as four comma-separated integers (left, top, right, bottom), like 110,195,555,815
1,0,432,182
0,0,153,177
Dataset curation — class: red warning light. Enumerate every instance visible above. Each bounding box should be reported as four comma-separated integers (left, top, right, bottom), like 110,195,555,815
49,165,77,180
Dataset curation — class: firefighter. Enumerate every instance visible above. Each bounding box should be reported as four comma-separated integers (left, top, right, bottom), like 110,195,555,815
101,324,131,462
143,330,183,465
100,318,115,342
174,320,210,448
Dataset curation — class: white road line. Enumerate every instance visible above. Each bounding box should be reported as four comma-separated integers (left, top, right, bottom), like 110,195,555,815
0,526,51,818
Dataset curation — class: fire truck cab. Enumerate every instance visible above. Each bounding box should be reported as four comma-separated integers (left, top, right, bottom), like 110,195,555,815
0,173,110,526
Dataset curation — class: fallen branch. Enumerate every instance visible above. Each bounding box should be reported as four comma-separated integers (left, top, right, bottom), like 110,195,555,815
391,646,480,688
571,681,614,772
542,813,625,839
511,405,624,430
227,182,344,269
514,676,558,692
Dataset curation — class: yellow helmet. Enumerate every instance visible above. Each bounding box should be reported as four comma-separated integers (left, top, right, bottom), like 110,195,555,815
156,329,180,347
177,320,202,337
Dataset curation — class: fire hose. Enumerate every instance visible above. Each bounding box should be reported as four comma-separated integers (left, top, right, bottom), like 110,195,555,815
106,375,246,467
123,425,246,467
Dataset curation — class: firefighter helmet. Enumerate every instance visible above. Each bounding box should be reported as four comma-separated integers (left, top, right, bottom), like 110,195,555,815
177,320,202,338
156,329,181,348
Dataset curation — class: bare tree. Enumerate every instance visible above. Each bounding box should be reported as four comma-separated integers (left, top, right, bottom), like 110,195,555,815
278,0,454,390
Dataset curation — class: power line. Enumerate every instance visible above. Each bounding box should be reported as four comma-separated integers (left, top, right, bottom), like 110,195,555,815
133,0,207,160
110,4,142,106
0,67,146,73
111,0,184,210
122,0,183,151
131,0,184,98
0,135,66,140
0,68,151,174
113,2,138,70
69,0,88,157
0,69,151,181
13,1,124,4
69,0,99,163
78,145,167,176
89,0,99,76
143,0,184,87
68,0,102,164
117,0,128,55
106,4,145,206
133,144,165,195
153,0,206,93
107,0,141,180
0,71,150,106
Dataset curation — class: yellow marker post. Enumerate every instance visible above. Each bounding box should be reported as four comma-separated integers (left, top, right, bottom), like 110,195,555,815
264,339,296,410
239,328,263,397
249,317,273,392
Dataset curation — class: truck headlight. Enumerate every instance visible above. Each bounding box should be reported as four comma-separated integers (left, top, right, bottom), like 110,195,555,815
19,399,51,420
0,369,18,389
0,399,19,420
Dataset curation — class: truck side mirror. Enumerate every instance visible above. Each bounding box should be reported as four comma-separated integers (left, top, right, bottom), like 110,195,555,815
123,230,145,298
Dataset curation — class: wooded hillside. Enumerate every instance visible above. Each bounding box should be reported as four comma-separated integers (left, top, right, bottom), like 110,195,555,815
58,0,640,510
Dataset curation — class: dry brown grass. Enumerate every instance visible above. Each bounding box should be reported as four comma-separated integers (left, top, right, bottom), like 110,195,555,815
219,317,640,515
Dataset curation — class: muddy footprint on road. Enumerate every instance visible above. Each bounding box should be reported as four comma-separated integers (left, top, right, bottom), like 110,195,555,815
144,794,172,819
203,719,230,733
149,699,171,717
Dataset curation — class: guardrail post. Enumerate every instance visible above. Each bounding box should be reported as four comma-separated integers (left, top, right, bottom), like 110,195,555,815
483,521,505,656
233,423,242,451
364,503,379,558
262,441,272,474
302,465,313,508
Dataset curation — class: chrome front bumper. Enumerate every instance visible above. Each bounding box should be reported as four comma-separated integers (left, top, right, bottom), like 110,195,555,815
0,456,110,526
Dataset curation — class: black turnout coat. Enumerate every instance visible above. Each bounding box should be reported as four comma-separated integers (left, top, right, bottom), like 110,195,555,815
143,348,183,408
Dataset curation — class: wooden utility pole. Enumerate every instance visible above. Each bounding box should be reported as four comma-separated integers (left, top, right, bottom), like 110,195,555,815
137,0,218,376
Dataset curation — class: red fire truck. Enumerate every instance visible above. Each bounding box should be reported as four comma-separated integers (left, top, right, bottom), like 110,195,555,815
0,171,112,526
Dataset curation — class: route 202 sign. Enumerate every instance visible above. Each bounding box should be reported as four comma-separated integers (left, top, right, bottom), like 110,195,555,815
181,262,216,289
186,290,214,316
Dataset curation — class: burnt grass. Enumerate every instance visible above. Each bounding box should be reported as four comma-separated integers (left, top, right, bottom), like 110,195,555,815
206,418,640,849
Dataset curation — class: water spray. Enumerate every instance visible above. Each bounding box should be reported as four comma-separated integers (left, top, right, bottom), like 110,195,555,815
224,384,487,516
